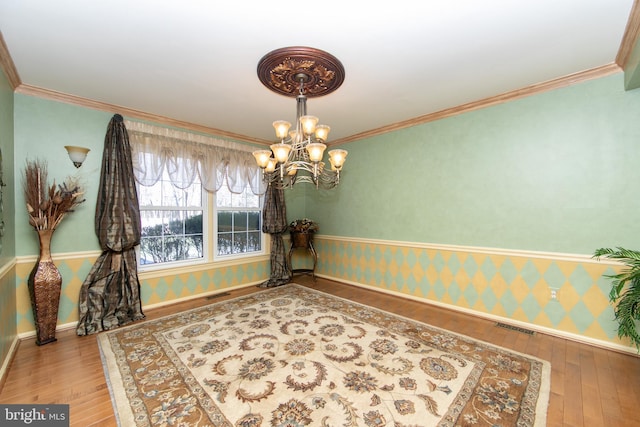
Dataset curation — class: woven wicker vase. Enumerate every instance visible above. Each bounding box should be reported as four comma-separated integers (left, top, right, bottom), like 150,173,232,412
27,229,62,346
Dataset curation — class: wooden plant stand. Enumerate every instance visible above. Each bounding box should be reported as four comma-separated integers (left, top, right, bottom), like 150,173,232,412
288,232,318,280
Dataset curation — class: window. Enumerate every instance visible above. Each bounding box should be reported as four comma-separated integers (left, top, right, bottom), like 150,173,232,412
215,184,263,257
128,120,266,267
138,172,205,267
137,172,264,268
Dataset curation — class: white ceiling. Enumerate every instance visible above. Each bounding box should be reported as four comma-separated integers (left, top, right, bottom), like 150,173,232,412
0,0,635,144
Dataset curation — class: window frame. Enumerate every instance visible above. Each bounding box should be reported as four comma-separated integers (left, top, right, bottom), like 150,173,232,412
137,180,266,272
136,178,209,272
213,184,266,261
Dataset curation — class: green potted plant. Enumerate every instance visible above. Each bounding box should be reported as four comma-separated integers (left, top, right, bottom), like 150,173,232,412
593,247,640,350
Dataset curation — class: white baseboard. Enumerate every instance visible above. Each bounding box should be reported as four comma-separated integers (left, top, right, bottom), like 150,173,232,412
16,321,77,341
0,336,20,386
142,280,260,311
13,274,633,361
316,273,639,357
15,280,263,340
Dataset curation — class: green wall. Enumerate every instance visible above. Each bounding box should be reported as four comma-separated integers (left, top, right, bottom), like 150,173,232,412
0,66,16,369
13,95,110,255
4,70,640,354
624,35,640,90
283,184,307,225
9,95,271,339
307,73,640,255
0,68,14,261
19,73,640,259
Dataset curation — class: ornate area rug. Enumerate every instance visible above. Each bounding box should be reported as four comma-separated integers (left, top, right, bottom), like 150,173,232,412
98,284,550,426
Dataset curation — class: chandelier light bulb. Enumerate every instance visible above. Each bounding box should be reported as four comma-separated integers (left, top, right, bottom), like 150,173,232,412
265,158,277,172
252,150,272,168
306,142,326,162
328,149,348,169
273,120,291,140
329,158,336,171
314,125,330,142
270,143,291,163
299,115,319,136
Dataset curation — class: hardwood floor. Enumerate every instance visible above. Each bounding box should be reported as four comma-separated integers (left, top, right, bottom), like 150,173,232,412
1,276,640,426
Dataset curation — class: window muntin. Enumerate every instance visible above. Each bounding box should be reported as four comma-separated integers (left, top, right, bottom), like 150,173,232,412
138,173,205,267
215,185,262,257
137,170,264,268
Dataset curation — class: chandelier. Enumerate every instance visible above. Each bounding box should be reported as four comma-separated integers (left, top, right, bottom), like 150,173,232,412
253,47,348,189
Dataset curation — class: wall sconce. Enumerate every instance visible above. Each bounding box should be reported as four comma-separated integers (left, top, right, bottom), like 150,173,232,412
64,146,90,168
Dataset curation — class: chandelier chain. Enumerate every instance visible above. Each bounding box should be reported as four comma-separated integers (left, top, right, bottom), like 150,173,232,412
253,47,348,190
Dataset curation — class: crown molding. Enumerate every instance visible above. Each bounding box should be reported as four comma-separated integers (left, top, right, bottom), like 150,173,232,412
0,31,21,89
14,84,272,147
330,63,622,146
1,27,624,150
616,0,640,67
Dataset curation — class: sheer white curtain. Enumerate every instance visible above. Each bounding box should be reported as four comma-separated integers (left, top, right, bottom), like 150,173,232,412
125,120,265,195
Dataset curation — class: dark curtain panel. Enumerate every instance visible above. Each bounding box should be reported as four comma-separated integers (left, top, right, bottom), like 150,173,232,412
258,183,290,288
76,114,145,336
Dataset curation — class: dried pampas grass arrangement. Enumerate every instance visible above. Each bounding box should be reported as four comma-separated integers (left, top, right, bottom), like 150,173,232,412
23,159,85,231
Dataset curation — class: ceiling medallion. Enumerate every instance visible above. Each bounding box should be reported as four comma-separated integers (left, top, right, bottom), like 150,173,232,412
257,46,345,98
253,47,348,189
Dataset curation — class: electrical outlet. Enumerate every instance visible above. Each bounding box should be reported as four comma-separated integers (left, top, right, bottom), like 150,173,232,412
550,289,558,300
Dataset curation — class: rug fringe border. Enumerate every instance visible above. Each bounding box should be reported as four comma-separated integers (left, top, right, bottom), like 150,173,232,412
99,282,551,426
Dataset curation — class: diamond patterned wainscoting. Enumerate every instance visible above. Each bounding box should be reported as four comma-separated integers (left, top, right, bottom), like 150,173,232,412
15,254,269,336
314,236,629,351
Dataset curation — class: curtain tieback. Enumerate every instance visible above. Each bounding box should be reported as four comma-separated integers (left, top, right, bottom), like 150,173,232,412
111,253,122,271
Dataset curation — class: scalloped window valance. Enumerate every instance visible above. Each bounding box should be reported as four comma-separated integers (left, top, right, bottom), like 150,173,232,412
125,120,265,195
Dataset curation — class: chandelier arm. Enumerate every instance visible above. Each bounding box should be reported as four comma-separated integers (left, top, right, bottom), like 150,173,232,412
255,47,347,190
263,171,339,190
